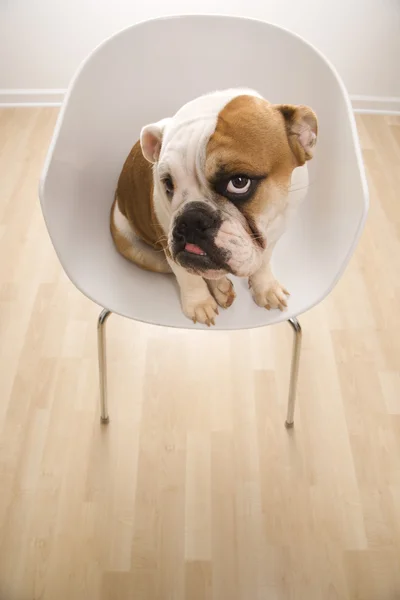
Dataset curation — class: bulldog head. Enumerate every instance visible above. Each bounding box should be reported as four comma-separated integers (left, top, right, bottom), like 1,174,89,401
140,90,317,279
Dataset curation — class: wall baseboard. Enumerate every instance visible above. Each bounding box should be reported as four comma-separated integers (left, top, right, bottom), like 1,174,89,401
0,89,66,107
1,89,400,115
351,95,400,115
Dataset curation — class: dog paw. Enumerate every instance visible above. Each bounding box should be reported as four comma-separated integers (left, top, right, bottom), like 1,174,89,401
207,277,236,309
250,278,290,311
182,293,219,326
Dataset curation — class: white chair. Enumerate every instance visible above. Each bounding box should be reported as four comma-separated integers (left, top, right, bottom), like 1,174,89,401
39,15,368,427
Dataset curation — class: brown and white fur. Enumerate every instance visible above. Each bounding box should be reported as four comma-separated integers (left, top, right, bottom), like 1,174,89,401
111,89,317,325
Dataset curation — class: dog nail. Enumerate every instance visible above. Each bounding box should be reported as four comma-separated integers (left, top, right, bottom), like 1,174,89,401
215,307,219,315
192,318,197,324
265,304,271,310
211,318,215,326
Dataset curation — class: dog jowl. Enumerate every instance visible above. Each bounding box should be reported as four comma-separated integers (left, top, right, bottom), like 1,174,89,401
111,89,317,325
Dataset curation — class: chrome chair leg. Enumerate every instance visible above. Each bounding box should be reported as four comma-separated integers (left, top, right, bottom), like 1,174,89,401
97,308,112,424
96,309,301,427
285,317,302,428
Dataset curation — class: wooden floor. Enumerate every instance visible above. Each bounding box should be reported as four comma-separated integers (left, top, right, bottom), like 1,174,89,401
0,109,400,600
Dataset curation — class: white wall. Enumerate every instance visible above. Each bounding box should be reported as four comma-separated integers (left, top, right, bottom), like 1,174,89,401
0,0,399,108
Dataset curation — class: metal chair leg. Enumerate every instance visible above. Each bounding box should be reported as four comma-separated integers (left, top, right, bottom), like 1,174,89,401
285,317,302,428
97,308,112,424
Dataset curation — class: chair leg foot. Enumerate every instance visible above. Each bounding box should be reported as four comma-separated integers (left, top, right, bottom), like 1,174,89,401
285,317,302,428
97,308,112,425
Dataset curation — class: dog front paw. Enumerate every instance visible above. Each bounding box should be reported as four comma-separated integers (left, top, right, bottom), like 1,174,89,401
249,278,290,311
182,293,219,326
207,276,236,309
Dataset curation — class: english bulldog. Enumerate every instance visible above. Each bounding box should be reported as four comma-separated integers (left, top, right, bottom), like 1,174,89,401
111,89,317,325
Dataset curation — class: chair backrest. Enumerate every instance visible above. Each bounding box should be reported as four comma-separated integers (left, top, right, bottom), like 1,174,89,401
39,15,368,329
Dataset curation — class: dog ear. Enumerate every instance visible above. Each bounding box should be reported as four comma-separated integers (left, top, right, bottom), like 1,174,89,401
276,105,318,165
140,118,171,164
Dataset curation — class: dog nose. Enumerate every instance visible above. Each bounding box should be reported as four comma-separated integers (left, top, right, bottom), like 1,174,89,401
173,207,216,241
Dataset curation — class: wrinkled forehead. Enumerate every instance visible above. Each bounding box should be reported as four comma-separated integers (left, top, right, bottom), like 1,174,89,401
157,89,263,177
157,90,292,182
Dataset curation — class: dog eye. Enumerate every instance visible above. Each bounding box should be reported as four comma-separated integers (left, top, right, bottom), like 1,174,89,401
163,176,174,196
213,173,265,202
226,176,251,194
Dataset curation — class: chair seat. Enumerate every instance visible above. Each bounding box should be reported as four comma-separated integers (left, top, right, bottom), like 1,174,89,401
41,165,353,330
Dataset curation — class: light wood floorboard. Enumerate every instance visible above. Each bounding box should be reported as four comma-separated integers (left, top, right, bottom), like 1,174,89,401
0,109,400,599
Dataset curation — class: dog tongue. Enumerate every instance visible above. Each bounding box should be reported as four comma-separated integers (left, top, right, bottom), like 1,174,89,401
185,243,206,256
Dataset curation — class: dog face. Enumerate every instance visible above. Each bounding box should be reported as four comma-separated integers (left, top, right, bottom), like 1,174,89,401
141,90,317,279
